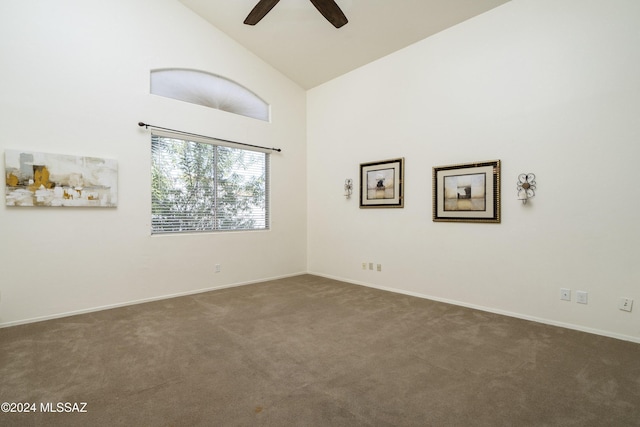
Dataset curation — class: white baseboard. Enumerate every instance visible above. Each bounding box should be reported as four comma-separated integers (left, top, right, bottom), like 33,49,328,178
0,271,306,329
4,270,638,344
308,271,640,345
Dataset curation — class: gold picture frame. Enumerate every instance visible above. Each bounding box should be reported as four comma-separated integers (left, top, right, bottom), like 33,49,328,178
359,158,404,208
433,160,500,223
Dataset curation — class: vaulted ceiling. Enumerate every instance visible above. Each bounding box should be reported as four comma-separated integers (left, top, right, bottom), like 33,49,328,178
180,0,511,89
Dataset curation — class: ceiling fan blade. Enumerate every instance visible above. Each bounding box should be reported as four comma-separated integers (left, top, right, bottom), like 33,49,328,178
244,0,281,25
309,0,348,28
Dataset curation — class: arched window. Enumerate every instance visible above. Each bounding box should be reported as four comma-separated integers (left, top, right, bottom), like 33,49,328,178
150,69,270,121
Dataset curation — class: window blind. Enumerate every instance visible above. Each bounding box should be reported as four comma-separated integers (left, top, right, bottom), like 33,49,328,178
151,135,269,234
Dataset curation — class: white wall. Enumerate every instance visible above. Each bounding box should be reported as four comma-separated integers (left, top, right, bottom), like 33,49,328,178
307,0,640,342
2,0,638,343
0,0,307,326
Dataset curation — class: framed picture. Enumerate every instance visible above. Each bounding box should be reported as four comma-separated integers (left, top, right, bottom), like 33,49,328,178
432,159,500,223
5,149,118,207
360,158,404,208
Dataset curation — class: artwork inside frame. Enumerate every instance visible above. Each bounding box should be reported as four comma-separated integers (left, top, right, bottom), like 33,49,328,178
4,149,118,207
360,158,404,208
432,159,500,223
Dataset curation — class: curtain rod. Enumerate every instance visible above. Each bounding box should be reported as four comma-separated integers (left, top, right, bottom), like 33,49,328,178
138,122,282,153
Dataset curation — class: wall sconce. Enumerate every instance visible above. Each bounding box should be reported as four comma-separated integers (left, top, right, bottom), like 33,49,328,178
344,179,353,198
517,173,536,204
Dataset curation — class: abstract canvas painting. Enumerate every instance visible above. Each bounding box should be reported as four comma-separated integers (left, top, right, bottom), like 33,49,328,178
5,150,118,207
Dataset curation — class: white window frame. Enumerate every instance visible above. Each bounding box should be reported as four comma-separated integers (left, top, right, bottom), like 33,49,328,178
151,133,270,234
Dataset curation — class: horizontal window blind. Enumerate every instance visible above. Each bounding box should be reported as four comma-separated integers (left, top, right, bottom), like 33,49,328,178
151,135,269,234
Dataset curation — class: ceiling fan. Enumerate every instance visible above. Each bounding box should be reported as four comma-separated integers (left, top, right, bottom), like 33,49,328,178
244,0,348,28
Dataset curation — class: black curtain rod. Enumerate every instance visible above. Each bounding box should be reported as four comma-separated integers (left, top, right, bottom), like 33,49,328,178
138,122,282,153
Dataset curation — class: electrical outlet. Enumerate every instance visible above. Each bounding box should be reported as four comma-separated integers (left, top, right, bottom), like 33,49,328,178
619,297,633,312
369,262,373,270
576,291,588,304
215,264,221,273
362,262,367,270
377,264,382,272
560,288,571,301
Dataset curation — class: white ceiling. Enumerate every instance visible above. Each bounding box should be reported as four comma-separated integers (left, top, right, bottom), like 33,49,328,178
179,0,510,90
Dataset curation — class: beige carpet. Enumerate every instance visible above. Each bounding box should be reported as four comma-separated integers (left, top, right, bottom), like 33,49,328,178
1,274,639,426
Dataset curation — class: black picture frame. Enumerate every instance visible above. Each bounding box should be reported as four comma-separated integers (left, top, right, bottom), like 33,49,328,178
359,158,404,208
433,160,500,223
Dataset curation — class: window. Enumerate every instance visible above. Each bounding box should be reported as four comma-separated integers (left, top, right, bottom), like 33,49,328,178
151,134,269,234
150,69,270,122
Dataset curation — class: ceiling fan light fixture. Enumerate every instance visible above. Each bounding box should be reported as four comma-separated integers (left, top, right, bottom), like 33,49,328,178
243,0,280,25
309,0,348,28
244,0,348,28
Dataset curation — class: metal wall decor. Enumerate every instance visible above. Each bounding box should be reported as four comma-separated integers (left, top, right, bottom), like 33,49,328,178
517,173,536,204
344,179,353,198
